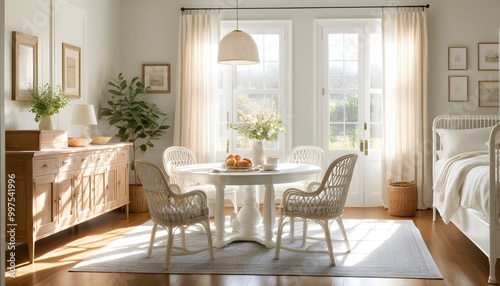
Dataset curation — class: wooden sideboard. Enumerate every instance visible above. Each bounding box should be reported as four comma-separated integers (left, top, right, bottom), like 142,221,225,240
5,143,131,263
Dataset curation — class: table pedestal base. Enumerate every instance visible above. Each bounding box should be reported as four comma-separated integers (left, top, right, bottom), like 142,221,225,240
214,184,276,248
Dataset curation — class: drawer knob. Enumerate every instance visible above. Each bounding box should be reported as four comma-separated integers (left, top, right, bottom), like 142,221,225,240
43,163,48,168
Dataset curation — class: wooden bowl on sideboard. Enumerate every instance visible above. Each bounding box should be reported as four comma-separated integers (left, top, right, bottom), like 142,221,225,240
90,136,112,145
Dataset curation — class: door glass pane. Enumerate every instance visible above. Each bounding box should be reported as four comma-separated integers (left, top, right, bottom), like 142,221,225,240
329,93,344,122
329,92,358,150
328,32,359,151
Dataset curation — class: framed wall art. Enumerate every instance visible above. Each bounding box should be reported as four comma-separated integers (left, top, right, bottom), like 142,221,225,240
448,47,467,70
478,80,499,107
448,76,468,102
12,31,38,101
62,42,81,98
142,64,171,94
478,42,499,71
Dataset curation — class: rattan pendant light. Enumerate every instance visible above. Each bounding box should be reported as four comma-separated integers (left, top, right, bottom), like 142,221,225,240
217,0,259,65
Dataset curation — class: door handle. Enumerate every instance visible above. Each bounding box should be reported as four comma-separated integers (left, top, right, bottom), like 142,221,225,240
359,140,364,152
365,140,368,156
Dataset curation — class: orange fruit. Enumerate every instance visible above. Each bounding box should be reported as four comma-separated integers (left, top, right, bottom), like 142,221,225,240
225,158,237,166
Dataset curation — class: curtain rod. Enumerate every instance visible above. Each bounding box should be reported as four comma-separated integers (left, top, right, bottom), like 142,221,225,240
180,4,430,12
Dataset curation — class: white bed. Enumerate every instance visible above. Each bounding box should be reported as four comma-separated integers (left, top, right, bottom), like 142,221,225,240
432,115,500,284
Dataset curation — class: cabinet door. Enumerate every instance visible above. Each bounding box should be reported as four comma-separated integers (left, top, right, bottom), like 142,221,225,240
56,171,77,227
75,168,93,220
105,164,118,210
93,166,107,214
117,162,129,205
34,174,57,236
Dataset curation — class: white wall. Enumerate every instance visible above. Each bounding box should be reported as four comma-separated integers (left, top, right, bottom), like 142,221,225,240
3,0,500,167
4,0,121,136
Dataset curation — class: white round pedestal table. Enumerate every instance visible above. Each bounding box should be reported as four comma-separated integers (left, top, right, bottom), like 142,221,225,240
174,163,321,248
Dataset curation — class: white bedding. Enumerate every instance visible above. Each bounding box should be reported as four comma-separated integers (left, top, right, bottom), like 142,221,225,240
433,151,490,224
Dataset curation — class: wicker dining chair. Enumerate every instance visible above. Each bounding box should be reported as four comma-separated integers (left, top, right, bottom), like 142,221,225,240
273,145,324,241
163,146,239,215
274,145,325,202
134,160,214,269
274,154,357,266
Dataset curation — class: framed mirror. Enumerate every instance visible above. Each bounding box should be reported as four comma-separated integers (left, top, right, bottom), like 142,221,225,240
12,31,38,101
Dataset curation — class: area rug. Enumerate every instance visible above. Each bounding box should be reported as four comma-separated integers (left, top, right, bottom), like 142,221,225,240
69,219,442,279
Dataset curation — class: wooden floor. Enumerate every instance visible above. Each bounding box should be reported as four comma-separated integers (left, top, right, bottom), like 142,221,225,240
4,207,497,286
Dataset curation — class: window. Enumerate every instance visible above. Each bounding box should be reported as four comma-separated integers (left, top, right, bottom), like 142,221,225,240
216,21,292,161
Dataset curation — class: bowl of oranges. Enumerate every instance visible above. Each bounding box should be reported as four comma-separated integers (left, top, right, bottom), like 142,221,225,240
224,153,253,169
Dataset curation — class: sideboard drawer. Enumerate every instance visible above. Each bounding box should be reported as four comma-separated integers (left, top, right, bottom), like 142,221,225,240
116,147,129,162
76,153,93,169
34,157,57,175
59,155,76,172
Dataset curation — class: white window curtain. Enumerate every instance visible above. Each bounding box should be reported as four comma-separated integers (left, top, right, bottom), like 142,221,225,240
174,13,220,162
381,10,432,209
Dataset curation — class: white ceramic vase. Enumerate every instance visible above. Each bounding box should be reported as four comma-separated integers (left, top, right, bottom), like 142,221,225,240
38,115,55,130
251,140,265,166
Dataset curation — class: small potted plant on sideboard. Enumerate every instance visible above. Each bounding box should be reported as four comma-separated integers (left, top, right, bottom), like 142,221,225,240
29,83,71,130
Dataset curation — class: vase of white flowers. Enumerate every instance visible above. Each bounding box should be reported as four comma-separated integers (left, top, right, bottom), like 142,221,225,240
231,110,285,166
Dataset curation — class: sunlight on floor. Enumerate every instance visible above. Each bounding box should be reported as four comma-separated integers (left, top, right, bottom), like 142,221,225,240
336,220,400,267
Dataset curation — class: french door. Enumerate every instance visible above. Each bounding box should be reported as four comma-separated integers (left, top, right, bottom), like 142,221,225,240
316,19,382,206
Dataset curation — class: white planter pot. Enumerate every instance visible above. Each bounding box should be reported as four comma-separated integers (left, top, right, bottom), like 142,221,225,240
38,115,55,130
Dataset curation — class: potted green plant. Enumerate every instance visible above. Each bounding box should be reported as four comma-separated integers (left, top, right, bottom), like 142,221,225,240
99,73,170,211
29,83,71,130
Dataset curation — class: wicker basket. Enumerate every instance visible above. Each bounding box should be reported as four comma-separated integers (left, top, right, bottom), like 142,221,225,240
67,137,88,147
129,184,149,213
387,180,417,217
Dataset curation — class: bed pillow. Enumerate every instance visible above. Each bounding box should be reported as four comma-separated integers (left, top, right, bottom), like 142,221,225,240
436,126,493,159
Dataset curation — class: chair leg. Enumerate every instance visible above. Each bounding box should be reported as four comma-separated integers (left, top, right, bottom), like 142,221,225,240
322,219,336,266
301,218,308,247
274,217,285,260
180,226,186,249
147,223,158,257
201,220,215,260
164,227,175,270
336,217,351,252
290,217,295,242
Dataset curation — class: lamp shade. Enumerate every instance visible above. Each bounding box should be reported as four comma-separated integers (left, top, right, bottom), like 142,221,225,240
71,104,98,125
218,30,260,65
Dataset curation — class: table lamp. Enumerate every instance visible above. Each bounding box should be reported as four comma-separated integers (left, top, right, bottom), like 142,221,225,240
71,104,98,145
